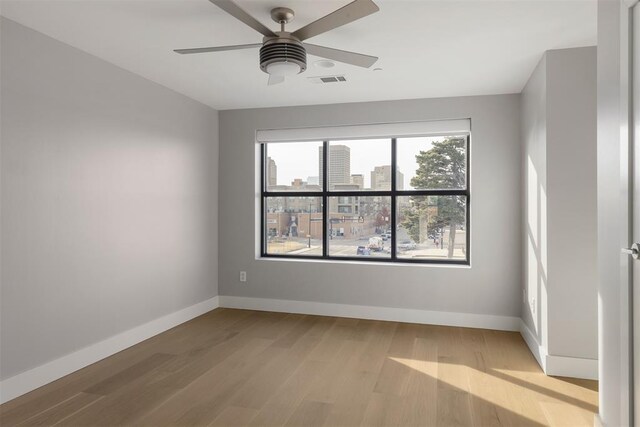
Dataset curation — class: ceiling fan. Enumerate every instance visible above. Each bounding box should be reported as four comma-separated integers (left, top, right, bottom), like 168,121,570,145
174,0,380,85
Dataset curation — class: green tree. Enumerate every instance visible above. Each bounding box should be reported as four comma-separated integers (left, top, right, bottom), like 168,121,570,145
400,207,422,243
400,137,466,258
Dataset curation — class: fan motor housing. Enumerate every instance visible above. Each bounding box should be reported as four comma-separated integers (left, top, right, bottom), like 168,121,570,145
259,37,307,74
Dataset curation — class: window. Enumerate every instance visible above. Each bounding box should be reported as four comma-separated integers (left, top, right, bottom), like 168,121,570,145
261,134,470,264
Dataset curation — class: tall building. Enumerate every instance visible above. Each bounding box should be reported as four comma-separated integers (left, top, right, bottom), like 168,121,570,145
370,165,404,190
266,156,277,187
319,145,350,188
350,174,364,189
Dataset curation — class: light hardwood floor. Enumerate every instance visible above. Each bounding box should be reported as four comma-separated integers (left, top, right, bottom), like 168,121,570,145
0,308,598,426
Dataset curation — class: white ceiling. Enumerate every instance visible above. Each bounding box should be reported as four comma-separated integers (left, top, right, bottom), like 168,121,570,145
0,0,596,110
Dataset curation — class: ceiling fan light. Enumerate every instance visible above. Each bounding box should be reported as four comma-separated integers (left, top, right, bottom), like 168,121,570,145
314,59,335,69
266,61,301,76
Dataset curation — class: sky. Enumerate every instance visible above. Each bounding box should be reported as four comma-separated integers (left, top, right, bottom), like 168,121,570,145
266,136,452,189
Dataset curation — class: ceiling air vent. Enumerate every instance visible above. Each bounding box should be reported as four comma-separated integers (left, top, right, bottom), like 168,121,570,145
307,75,347,84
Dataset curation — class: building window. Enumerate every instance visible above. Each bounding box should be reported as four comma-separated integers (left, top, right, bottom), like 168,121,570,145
261,135,470,264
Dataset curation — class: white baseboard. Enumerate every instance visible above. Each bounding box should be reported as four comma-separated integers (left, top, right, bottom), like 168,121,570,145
545,354,598,380
518,319,598,380
1,295,597,405
594,413,604,427
0,296,219,404
519,319,548,372
218,295,520,332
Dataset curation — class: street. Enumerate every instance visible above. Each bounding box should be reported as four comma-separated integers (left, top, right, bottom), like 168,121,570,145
268,229,466,260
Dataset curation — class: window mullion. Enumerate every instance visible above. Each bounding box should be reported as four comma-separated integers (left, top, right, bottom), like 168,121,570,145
391,138,397,260
322,141,328,258
260,143,266,256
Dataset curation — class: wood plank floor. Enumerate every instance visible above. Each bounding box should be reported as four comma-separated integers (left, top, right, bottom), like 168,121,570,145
0,309,598,426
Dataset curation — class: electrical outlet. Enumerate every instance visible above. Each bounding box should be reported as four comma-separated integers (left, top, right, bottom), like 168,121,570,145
523,288,527,303
239,271,247,282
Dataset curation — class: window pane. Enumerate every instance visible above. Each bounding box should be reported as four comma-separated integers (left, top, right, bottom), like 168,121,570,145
396,195,467,260
396,135,467,190
265,197,323,256
327,139,391,191
328,196,391,258
265,142,323,191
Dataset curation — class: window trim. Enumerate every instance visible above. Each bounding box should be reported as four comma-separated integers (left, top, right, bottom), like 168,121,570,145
260,135,471,265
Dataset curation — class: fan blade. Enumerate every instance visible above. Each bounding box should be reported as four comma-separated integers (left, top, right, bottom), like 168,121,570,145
291,0,379,41
304,43,377,68
209,0,276,37
268,75,285,86
174,43,262,55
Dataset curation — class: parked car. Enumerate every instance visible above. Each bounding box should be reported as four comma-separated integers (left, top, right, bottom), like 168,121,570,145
356,246,371,256
398,240,417,250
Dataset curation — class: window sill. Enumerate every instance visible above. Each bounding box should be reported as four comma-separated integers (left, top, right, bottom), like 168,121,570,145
256,255,471,268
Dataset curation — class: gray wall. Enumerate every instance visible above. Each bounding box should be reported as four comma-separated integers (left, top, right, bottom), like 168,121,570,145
546,47,598,360
597,0,632,424
521,54,548,351
0,18,219,380
219,95,522,317
521,47,598,362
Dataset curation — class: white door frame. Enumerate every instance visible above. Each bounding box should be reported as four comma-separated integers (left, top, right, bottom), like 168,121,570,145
622,1,636,425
